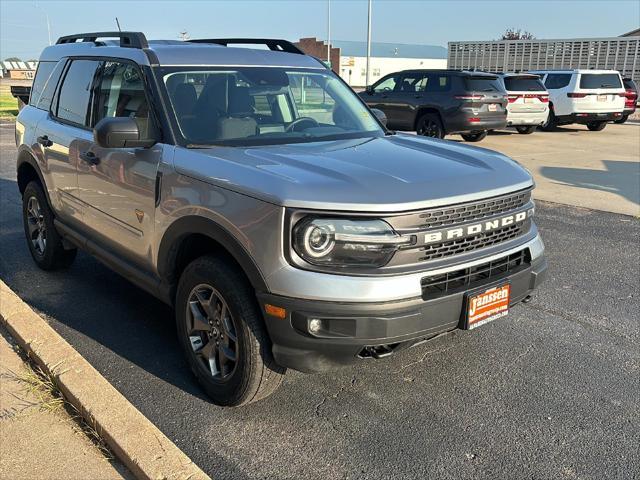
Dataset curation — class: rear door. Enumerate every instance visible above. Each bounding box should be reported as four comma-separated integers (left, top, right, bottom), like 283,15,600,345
76,59,163,266
573,72,625,113
35,58,101,225
463,75,507,119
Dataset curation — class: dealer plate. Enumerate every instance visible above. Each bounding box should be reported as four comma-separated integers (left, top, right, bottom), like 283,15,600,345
464,283,511,330
597,95,607,102
488,104,498,111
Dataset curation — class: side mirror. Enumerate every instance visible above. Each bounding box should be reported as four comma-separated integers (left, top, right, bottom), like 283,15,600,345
371,108,387,127
94,117,156,149
365,85,374,94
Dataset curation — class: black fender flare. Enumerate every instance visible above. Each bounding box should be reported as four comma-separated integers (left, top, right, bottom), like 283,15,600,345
157,215,269,294
16,146,52,204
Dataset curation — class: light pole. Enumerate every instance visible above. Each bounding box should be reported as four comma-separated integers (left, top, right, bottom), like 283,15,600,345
35,3,52,46
365,0,372,87
327,0,331,69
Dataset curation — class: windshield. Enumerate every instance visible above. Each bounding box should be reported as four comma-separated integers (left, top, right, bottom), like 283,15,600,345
504,76,545,92
579,73,622,89
159,67,383,146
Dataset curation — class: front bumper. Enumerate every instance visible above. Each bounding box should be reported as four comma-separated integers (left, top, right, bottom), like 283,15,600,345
259,235,547,373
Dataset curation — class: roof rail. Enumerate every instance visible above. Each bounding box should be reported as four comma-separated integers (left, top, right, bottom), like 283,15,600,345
56,31,149,49
187,38,305,55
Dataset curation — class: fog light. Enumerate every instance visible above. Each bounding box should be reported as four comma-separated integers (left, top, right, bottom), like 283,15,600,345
308,318,323,334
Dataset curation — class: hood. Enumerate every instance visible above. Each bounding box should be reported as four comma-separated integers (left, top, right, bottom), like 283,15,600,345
172,133,533,212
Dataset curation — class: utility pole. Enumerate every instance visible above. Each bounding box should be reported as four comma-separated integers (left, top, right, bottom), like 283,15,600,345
327,0,331,69
365,0,372,87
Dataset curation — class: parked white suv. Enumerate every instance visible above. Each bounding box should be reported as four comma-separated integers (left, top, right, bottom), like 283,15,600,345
500,73,549,134
530,69,625,131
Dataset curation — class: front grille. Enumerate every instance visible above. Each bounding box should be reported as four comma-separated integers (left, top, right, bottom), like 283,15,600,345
418,189,531,229
421,250,530,299
419,221,529,261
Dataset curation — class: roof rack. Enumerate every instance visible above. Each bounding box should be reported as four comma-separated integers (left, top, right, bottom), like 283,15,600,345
187,38,304,55
56,31,149,49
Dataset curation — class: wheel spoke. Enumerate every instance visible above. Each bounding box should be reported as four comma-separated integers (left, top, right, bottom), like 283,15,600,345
222,314,237,343
36,232,45,253
197,340,219,376
188,301,210,333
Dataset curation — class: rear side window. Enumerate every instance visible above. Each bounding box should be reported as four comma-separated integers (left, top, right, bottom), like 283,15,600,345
544,74,572,89
465,76,503,92
504,76,545,92
36,61,66,111
29,61,56,106
579,73,622,89
425,74,451,92
55,60,101,126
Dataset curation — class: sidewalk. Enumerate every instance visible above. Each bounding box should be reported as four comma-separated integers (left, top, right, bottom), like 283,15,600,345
0,326,131,480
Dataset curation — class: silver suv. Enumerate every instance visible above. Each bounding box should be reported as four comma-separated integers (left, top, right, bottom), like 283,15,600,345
16,32,547,406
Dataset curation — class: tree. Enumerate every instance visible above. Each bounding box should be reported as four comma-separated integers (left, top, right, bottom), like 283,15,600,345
501,28,535,40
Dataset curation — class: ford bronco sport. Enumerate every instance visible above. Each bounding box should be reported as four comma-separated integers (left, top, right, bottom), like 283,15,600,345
15,32,546,406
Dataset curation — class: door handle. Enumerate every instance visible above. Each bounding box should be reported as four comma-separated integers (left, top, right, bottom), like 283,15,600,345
79,151,100,165
37,135,53,147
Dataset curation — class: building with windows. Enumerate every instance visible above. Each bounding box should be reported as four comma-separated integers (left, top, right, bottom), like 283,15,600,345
295,38,448,87
448,31,640,82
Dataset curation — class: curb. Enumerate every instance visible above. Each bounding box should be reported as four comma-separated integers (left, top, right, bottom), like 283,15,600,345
0,279,211,480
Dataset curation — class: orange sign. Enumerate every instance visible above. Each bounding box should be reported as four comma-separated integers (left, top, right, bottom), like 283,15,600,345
467,284,511,329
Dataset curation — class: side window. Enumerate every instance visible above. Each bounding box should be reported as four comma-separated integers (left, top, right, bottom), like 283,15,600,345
29,61,56,107
426,74,451,92
93,61,151,137
373,75,399,93
55,60,100,126
398,73,429,92
544,74,571,90
36,60,66,111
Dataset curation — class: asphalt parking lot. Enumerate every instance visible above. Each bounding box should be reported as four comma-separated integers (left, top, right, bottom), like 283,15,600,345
0,120,638,479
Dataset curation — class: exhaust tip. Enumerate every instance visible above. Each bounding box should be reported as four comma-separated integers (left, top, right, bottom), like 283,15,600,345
522,294,533,304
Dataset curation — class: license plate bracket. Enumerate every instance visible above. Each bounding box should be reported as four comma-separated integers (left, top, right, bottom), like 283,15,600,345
463,283,511,330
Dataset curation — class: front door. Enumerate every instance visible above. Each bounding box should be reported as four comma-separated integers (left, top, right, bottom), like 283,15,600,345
363,73,405,128
394,71,429,130
76,60,163,267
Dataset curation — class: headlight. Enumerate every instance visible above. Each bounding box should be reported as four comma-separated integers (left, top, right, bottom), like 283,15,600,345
292,217,412,268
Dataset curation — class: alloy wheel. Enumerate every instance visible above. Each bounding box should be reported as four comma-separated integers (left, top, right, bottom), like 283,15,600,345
418,119,442,138
186,284,239,380
26,196,47,256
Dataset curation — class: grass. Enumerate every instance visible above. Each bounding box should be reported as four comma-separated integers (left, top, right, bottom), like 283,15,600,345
0,85,19,118
9,350,115,460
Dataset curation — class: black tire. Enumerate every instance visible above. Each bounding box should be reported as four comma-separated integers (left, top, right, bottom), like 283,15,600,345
614,114,629,124
540,110,558,131
587,121,607,131
516,125,536,135
416,113,445,139
176,255,285,406
22,181,77,270
460,131,488,142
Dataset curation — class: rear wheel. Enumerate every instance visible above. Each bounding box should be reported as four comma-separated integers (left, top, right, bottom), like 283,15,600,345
460,131,487,142
176,255,285,406
416,113,444,139
516,125,536,135
613,115,629,125
587,121,607,131
22,181,77,270
540,109,558,131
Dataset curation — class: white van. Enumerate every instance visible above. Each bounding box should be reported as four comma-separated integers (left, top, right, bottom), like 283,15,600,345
530,70,625,131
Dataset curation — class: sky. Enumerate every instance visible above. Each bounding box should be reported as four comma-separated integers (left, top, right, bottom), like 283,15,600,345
1,0,638,60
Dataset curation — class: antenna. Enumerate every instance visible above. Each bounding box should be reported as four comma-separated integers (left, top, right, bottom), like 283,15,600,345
115,17,122,32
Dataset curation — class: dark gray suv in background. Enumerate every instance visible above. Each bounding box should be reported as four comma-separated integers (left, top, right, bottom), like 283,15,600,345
359,69,508,142
16,32,545,406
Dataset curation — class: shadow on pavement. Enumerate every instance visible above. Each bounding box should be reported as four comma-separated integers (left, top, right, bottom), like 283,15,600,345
540,159,640,208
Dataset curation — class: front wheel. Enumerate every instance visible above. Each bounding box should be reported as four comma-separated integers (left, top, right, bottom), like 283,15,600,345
22,181,77,270
516,125,536,135
587,121,607,131
460,131,488,142
176,256,285,406
613,115,629,125
416,113,445,139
